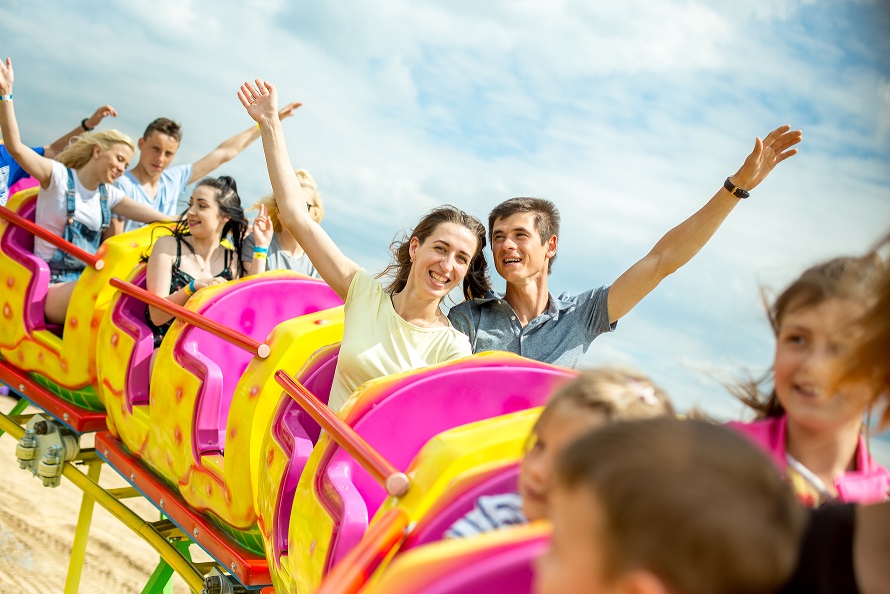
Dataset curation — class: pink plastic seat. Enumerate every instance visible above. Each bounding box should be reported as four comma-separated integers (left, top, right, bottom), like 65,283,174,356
0,195,51,332
181,277,342,456
316,356,572,571
271,343,340,559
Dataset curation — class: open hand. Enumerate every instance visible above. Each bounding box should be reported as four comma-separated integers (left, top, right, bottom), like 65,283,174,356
251,203,274,248
730,124,802,191
85,104,118,129
278,101,302,121
238,79,279,125
0,57,14,95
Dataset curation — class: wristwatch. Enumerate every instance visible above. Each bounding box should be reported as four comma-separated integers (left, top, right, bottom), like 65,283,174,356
724,177,750,199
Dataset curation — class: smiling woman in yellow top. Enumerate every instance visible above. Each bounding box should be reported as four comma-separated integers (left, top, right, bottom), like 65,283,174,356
239,78,491,412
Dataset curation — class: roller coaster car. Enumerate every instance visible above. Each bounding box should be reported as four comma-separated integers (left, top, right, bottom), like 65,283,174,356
267,352,574,593
96,268,345,546
0,188,166,424
360,522,550,594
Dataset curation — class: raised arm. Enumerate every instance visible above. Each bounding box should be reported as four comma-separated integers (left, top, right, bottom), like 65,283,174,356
44,104,118,159
189,100,302,183
111,197,167,224
245,203,274,276
0,58,53,186
607,124,802,323
238,80,358,299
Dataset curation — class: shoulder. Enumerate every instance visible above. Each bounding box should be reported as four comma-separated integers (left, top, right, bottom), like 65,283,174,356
556,285,609,306
167,164,193,184
151,234,178,257
113,171,138,192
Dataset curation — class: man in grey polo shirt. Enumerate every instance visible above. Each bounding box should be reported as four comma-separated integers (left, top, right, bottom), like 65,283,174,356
449,124,802,367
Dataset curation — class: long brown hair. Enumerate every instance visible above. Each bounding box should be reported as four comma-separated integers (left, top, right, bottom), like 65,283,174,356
840,234,890,428
378,205,491,300
733,255,884,418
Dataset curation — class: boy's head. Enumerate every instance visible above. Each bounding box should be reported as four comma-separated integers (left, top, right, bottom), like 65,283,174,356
488,197,561,276
136,117,182,174
535,417,805,594
520,368,673,521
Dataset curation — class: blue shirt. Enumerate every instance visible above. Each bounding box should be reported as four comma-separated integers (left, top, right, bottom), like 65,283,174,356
113,163,193,232
1,144,45,207
448,286,616,368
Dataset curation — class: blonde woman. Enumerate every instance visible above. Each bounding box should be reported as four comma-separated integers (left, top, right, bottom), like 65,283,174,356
0,57,165,324
242,169,324,277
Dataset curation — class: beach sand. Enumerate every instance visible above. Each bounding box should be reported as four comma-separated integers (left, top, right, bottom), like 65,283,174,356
0,395,193,593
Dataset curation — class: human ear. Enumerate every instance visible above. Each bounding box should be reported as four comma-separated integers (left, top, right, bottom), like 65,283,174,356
137,137,145,151
545,235,558,259
409,236,420,262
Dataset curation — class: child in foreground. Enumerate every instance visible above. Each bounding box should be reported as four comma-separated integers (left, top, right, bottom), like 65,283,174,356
728,255,889,506
445,367,673,538
536,417,806,594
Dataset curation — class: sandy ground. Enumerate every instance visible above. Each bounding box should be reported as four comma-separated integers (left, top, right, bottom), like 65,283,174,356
0,395,196,594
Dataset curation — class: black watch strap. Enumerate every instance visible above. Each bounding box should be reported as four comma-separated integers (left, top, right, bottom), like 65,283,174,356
724,177,750,199
81,118,94,132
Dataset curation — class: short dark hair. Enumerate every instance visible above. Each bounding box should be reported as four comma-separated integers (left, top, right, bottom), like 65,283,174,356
143,117,183,143
557,417,806,594
488,197,560,273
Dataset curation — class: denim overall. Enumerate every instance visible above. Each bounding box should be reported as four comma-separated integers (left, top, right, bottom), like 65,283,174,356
47,168,110,283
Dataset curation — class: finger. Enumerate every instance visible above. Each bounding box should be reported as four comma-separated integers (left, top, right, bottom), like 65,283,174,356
762,124,792,144
773,148,799,164
254,79,266,95
237,88,252,109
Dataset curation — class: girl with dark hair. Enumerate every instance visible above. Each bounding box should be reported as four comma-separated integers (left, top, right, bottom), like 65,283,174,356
144,175,248,347
238,78,491,412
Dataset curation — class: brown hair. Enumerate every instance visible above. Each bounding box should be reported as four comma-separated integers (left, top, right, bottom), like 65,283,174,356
379,205,491,300
488,197,560,273
56,130,135,170
734,254,885,418
556,417,806,594
535,367,673,436
841,235,890,428
143,117,182,143
254,169,324,233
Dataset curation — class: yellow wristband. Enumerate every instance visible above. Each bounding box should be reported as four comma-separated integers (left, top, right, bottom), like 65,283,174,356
253,252,267,259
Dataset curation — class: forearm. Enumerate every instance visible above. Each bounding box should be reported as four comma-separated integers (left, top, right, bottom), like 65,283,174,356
112,199,166,224
45,125,85,159
647,187,740,276
148,287,191,326
217,125,261,161
247,256,265,276
259,118,313,232
0,100,25,158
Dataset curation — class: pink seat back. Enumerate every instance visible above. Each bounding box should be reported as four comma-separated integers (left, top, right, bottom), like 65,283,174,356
0,196,50,331
176,277,342,456
106,266,154,408
319,358,572,569
271,343,340,559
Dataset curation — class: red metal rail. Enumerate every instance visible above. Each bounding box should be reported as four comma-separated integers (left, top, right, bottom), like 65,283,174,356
109,278,270,359
0,204,104,270
274,370,410,497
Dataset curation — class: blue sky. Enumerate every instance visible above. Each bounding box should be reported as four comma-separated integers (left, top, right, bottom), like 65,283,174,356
2,0,889,457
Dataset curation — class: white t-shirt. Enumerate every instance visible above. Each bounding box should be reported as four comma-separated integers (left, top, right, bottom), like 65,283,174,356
34,161,125,261
327,269,472,412
113,163,193,232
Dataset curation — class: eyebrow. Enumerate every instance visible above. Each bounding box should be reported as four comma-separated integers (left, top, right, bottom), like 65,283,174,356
432,239,472,258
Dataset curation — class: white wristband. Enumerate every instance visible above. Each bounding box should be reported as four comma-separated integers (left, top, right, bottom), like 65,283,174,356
0,94,12,102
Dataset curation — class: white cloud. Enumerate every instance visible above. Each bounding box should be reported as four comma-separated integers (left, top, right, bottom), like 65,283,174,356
1,0,888,430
